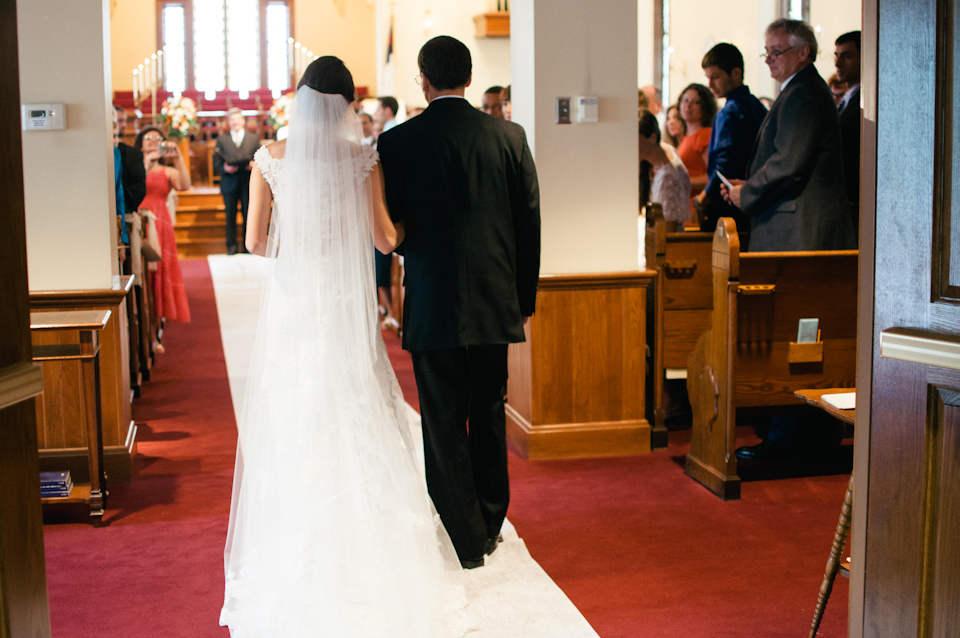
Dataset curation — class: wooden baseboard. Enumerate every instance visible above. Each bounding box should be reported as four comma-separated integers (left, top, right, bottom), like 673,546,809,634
38,421,138,482
684,452,741,501
506,404,651,459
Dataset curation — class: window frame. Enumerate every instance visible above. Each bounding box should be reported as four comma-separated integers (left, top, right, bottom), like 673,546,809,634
156,0,295,92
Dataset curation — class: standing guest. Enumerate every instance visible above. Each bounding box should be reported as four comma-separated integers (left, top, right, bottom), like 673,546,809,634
676,84,717,197
376,96,400,132
500,85,511,121
828,73,848,105
637,88,649,117
359,112,376,146
721,20,856,464
112,112,129,246
214,108,260,255
721,19,855,252
135,127,192,324
481,85,504,117
641,85,663,116
758,96,775,110
695,43,767,234
639,110,691,227
663,104,686,148
114,105,146,215
407,106,425,118
378,36,540,569
835,30,862,224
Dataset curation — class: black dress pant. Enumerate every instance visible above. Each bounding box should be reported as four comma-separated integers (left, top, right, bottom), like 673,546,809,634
223,175,250,252
411,344,509,561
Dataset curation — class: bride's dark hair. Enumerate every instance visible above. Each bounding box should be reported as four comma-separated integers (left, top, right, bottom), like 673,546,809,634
298,56,355,104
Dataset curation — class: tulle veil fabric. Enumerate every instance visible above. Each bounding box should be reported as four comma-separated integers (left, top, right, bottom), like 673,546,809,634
220,87,472,637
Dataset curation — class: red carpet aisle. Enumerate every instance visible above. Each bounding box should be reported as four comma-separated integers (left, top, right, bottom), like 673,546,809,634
43,260,233,638
42,259,849,637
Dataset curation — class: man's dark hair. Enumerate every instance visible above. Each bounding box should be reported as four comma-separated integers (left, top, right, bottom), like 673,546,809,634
113,104,126,114
378,96,399,116
484,85,504,95
835,30,861,53
702,43,744,76
359,112,372,123
298,56,355,104
418,36,472,90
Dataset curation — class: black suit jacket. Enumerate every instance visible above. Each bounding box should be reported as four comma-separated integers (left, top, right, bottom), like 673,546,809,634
117,142,146,213
739,64,857,251
377,97,541,352
214,131,260,194
838,85,861,212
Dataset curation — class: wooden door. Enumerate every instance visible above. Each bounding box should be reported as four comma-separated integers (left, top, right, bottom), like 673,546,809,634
852,0,960,636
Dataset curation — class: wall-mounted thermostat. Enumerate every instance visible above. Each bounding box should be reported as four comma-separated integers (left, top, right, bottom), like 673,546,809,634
21,103,66,130
577,96,599,123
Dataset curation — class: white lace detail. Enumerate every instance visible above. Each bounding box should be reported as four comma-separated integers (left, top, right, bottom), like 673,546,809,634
359,145,380,181
254,145,283,195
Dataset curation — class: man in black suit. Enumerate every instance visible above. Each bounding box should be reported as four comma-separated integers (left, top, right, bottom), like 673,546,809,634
214,108,260,254
377,36,540,569
835,31,861,230
723,19,856,252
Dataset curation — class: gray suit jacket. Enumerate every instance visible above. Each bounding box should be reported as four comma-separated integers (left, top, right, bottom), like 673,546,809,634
739,64,856,251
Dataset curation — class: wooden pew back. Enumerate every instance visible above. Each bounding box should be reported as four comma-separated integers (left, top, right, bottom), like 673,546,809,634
685,218,858,499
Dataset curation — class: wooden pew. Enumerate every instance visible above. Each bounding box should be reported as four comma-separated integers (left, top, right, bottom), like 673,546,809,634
644,204,714,447
685,218,858,500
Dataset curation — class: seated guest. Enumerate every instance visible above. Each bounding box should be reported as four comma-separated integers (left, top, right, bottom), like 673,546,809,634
135,127,192,324
676,83,717,197
828,73,848,105
213,108,260,255
113,105,146,215
695,43,767,234
641,85,663,117
720,19,856,462
663,104,686,148
500,85,511,121
481,85,504,117
359,112,376,146
639,110,691,227
376,96,400,132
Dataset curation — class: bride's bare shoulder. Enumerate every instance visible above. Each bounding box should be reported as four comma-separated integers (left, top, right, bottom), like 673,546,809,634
266,139,286,159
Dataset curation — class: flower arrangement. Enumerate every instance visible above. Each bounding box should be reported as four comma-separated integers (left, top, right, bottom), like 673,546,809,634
157,96,199,140
269,92,296,130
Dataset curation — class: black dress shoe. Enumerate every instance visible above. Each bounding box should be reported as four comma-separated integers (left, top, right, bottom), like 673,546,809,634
735,440,797,461
460,557,484,569
484,533,504,557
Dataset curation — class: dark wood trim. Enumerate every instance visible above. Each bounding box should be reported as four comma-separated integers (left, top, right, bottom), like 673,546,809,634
38,422,138,483
653,0,663,100
932,0,959,302
538,271,656,291
850,0,878,632
259,0,269,90
29,276,134,308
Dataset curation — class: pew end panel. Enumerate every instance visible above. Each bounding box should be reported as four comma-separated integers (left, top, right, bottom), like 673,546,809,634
686,218,859,500
686,219,741,500
644,204,667,447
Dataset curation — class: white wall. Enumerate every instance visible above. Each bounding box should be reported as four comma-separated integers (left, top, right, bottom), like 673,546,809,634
375,0,511,108
19,0,118,291
513,0,639,275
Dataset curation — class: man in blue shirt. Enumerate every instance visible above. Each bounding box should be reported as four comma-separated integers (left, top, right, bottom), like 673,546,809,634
695,43,767,236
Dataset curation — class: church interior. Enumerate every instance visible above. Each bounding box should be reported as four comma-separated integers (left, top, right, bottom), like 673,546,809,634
2,0,959,636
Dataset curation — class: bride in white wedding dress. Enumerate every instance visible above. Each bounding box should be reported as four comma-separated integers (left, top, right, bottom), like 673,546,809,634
218,57,473,637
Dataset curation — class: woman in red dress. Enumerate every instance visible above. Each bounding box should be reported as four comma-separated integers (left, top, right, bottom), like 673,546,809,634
135,127,192,324
675,84,717,198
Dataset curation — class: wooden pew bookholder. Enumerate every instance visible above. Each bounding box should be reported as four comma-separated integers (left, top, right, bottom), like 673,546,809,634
644,204,715,448
684,218,858,500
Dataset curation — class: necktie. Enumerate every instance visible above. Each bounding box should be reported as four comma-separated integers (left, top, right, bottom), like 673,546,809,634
837,99,845,113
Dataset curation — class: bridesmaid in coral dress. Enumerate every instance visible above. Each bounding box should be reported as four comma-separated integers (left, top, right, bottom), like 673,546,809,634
135,127,192,324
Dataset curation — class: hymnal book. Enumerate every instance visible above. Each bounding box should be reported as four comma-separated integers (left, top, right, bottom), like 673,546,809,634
822,392,856,411
40,471,73,498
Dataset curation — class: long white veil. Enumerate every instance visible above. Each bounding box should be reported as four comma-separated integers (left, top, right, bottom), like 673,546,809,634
220,87,471,637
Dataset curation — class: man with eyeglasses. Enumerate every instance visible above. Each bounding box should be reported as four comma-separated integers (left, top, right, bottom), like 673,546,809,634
721,18,855,254
721,19,856,464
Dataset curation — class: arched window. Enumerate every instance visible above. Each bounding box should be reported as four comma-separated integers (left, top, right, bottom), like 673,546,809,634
158,0,293,95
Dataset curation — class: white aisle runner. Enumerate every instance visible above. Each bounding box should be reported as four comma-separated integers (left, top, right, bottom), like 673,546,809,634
208,255,600,638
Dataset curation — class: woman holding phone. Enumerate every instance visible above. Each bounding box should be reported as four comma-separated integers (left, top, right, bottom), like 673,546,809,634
135,127,192,325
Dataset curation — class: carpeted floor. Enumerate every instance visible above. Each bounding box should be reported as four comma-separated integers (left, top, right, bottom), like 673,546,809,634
42,259,849,637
